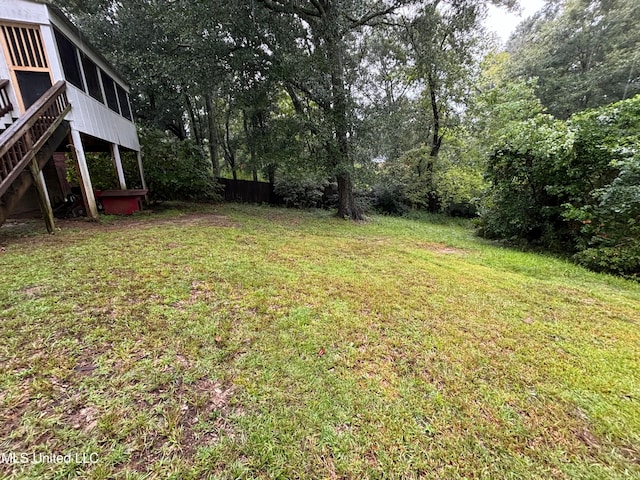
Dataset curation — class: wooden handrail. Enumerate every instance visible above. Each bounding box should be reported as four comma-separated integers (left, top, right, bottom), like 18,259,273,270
0,81,70,198
0,79,13,117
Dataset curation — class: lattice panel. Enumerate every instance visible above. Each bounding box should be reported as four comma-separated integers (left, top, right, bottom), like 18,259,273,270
1,24,48,69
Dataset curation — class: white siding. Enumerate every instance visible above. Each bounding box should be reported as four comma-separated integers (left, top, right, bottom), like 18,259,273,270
39,24,61,81
0,61,19,126
1,0,140,152
0,0,48,25
0,0,45,120
66,85,140,151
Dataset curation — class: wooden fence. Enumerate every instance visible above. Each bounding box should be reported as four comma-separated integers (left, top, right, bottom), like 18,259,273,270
217,178,283,205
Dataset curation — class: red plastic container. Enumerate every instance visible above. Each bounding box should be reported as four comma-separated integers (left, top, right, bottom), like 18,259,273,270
94,189,148,215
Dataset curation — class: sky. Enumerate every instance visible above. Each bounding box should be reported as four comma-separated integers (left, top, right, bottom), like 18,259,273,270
485,0,546,45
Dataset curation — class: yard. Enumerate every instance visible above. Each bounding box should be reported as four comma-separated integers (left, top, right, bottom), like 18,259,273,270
0,204,638,479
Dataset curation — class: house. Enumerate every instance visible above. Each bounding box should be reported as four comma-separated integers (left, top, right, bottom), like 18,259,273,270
0,0,146,232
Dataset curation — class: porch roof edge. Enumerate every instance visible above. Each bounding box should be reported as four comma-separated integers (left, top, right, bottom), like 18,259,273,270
31,0,131,90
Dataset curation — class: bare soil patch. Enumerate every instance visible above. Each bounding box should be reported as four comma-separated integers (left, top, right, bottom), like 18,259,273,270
414,241,468,255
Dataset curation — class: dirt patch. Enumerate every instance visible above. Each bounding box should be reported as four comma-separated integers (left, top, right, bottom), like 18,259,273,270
193,379,234,410
435,247,466,254
21,285,45,298
414,241,468,255
173,280,219,311
71,212,240,231
619,445,640,465
0,212,239,246
130,378,238,464
67,406,100,433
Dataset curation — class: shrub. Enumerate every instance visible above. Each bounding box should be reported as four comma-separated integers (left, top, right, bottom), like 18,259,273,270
480,94,640,278
139,128,220,201
573,243,640,280
274,176,330,209
478,114,574,247
376,141,485,217
562,96,640,278
370,181,409,215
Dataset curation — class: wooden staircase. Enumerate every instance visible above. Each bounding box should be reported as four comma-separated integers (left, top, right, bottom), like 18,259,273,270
0,80,70,232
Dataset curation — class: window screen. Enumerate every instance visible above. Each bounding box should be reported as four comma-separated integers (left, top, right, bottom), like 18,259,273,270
116,85,132,120
0,24,48,68
15,71,52,109
53,28,84,90
100,70,120,113
81,54,103,102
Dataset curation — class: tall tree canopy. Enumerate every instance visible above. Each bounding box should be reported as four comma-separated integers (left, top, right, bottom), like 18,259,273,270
507,0,640,118
52,0,515,219
254,0,514,218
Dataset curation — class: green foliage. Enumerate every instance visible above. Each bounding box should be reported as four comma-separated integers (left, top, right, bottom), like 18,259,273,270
273,175,335,209
479,113,574,245
370,180,409,216
372,139,484,217
85,153,119,191
562,95,640,278
469,53,546,155
139,127,220,202
507,0,640,118
394,147,440,210
573,243,640,280
481,94,640,278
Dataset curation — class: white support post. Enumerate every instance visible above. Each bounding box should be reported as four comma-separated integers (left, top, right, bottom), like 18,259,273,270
136,150,148,190
111,143,127,190
69,128,99,219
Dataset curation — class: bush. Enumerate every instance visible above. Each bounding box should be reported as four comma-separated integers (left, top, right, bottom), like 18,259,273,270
374,143,484,216
274,176,332,209
478,114,574,247
480,94,640,278
139,127,220,202
573,243,640,280
371,181,409,215
562,96,640,278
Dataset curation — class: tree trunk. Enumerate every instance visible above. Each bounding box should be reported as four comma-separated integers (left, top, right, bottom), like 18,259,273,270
223,106,238,180
426,71,442,212
205,94,220,178
243,109,260,183
326,14,362,220
185,94,201,145
428,71,443,159
267,163,276,185
336,171,359,219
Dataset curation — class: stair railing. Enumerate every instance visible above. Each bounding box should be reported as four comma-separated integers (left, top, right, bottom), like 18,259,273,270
0,81,70,198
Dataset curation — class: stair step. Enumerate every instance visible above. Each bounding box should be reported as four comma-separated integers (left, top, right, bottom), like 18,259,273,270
1,116,18,135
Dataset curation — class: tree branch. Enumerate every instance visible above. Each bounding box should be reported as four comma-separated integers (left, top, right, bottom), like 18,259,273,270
286,79,331,112
348,2,403,29
309,0,325,16
257,0,321,18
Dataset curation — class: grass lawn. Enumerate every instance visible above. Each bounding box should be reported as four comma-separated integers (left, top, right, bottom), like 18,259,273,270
0,203,639,479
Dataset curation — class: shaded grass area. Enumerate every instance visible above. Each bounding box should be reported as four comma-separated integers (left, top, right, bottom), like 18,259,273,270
0,204,639,479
